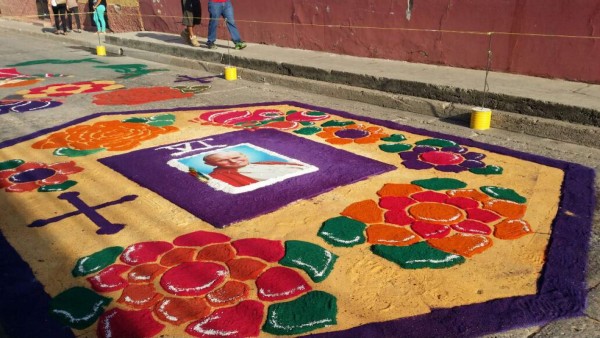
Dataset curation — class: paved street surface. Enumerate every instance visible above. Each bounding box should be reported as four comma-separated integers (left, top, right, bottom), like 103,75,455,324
0,19,599,338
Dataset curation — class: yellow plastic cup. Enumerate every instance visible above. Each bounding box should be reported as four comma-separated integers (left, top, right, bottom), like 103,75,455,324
470,107,492,130
224,66,237,81
96,46,107,56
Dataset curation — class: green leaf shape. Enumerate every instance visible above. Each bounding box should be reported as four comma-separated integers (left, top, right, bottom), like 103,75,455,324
38,180,77,192
279,240,338,283
49,287,112,329
306,111,327,116
0,159,24,170
372,242,466,269
294,126,322,135
71,246,124,277
122,117,148,123
285,110,298,115
53,147,104,157
379,143,412,153
318,216,366,247
481,186,526,203
411,178,467,191
470,165,504,175
380,134,407,142
263,291,337,335
415,138,458,148
299,121,315,126
321,120,355,127
147,114,176,127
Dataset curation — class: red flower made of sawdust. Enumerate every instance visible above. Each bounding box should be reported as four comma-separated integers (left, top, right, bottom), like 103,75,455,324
92,87,193,106
0,161,83,192
16,81,123,98
316,124,390,145
31,120,178,151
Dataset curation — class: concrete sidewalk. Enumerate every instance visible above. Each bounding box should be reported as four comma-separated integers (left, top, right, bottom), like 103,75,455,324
1,18,600,148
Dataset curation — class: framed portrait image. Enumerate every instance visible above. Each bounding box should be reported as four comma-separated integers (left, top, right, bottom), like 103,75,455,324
167,143,319,194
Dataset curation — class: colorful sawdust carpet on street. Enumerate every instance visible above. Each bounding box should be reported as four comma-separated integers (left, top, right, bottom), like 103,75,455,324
0,101,594,337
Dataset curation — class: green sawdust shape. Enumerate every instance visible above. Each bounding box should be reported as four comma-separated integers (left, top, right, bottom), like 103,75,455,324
263,291,337,335
38,180,77,192
49,287,112,329
294,126,322,135
481,186,526,203
0,159,24,170
321,120,355,127
379,143,412,153
318,216,366,247
372,242,465,269
71,246,124,277
54,147,105,157
411,178,467,191
280,240,338,282
470,165,503,175
380,134,407,142
415,138,458,148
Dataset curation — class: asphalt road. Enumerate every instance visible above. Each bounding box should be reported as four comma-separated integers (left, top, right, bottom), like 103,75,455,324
0,30,599,338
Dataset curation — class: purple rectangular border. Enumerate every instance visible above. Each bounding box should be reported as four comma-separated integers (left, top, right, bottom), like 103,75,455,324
99,129,395,228
0,101,595,338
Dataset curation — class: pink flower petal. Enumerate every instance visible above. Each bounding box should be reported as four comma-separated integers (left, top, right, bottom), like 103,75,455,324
410,191,448,203
379,196,416,211
231,238,285,262
411,221,451,239
185,300,264,338
255,266,311,301
87,264,130,292
173,230,231,247
120,241,174,265
466,208,501,223
97,308,164,338
384,209,413,226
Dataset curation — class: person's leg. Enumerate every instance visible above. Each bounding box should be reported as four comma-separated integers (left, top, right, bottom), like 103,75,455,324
222,0,242,43
96,4,106,32
58,4,67,33
93,8,100,32
207,1,223,47
72,6,81,30
66,7,72,30
52,5,60,32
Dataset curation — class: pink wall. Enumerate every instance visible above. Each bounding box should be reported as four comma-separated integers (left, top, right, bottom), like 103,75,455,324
3,0,599,83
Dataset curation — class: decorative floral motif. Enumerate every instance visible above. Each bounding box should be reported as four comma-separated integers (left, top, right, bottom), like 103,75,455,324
92,87,194,106
316,122,390,145
51,231,338,336
318,178,531,269
0,67,42,88
400,138,502,175
16,81,124,99
31,115,178,156
0,99,62,114
191,108,330,130
0,159,83,192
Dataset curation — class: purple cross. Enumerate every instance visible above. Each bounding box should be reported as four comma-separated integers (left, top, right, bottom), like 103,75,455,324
28,192,137,235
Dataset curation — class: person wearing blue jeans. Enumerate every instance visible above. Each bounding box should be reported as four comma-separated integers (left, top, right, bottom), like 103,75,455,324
206,0,246,50
92,0,107,34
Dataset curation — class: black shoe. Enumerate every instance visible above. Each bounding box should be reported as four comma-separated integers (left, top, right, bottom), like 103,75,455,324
206,42,217,49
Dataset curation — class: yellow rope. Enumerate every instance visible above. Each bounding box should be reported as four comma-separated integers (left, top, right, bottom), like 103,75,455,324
4,12,600,40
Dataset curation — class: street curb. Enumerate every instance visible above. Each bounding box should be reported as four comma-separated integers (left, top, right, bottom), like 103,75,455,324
106,36,600,130
114,43,600,149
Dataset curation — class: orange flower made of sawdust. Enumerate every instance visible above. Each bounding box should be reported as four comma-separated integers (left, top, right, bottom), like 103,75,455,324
316,124,390,145
32,120,178,152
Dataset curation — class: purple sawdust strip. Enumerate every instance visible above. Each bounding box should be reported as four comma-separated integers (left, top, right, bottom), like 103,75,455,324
0,101,595,337
99,129,396,228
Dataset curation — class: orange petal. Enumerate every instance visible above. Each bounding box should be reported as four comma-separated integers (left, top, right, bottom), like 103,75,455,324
428,233,493,257
341,199,383,223
494,219,532,239
154,297,211,325
206,280,250,307
366,224,420,246
326,137,353,145
160,248,197,267
377,183,422,197
226,258,266,281
484,199,527,219
117,284,163,309
447,189,490,202
196,243,236,262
